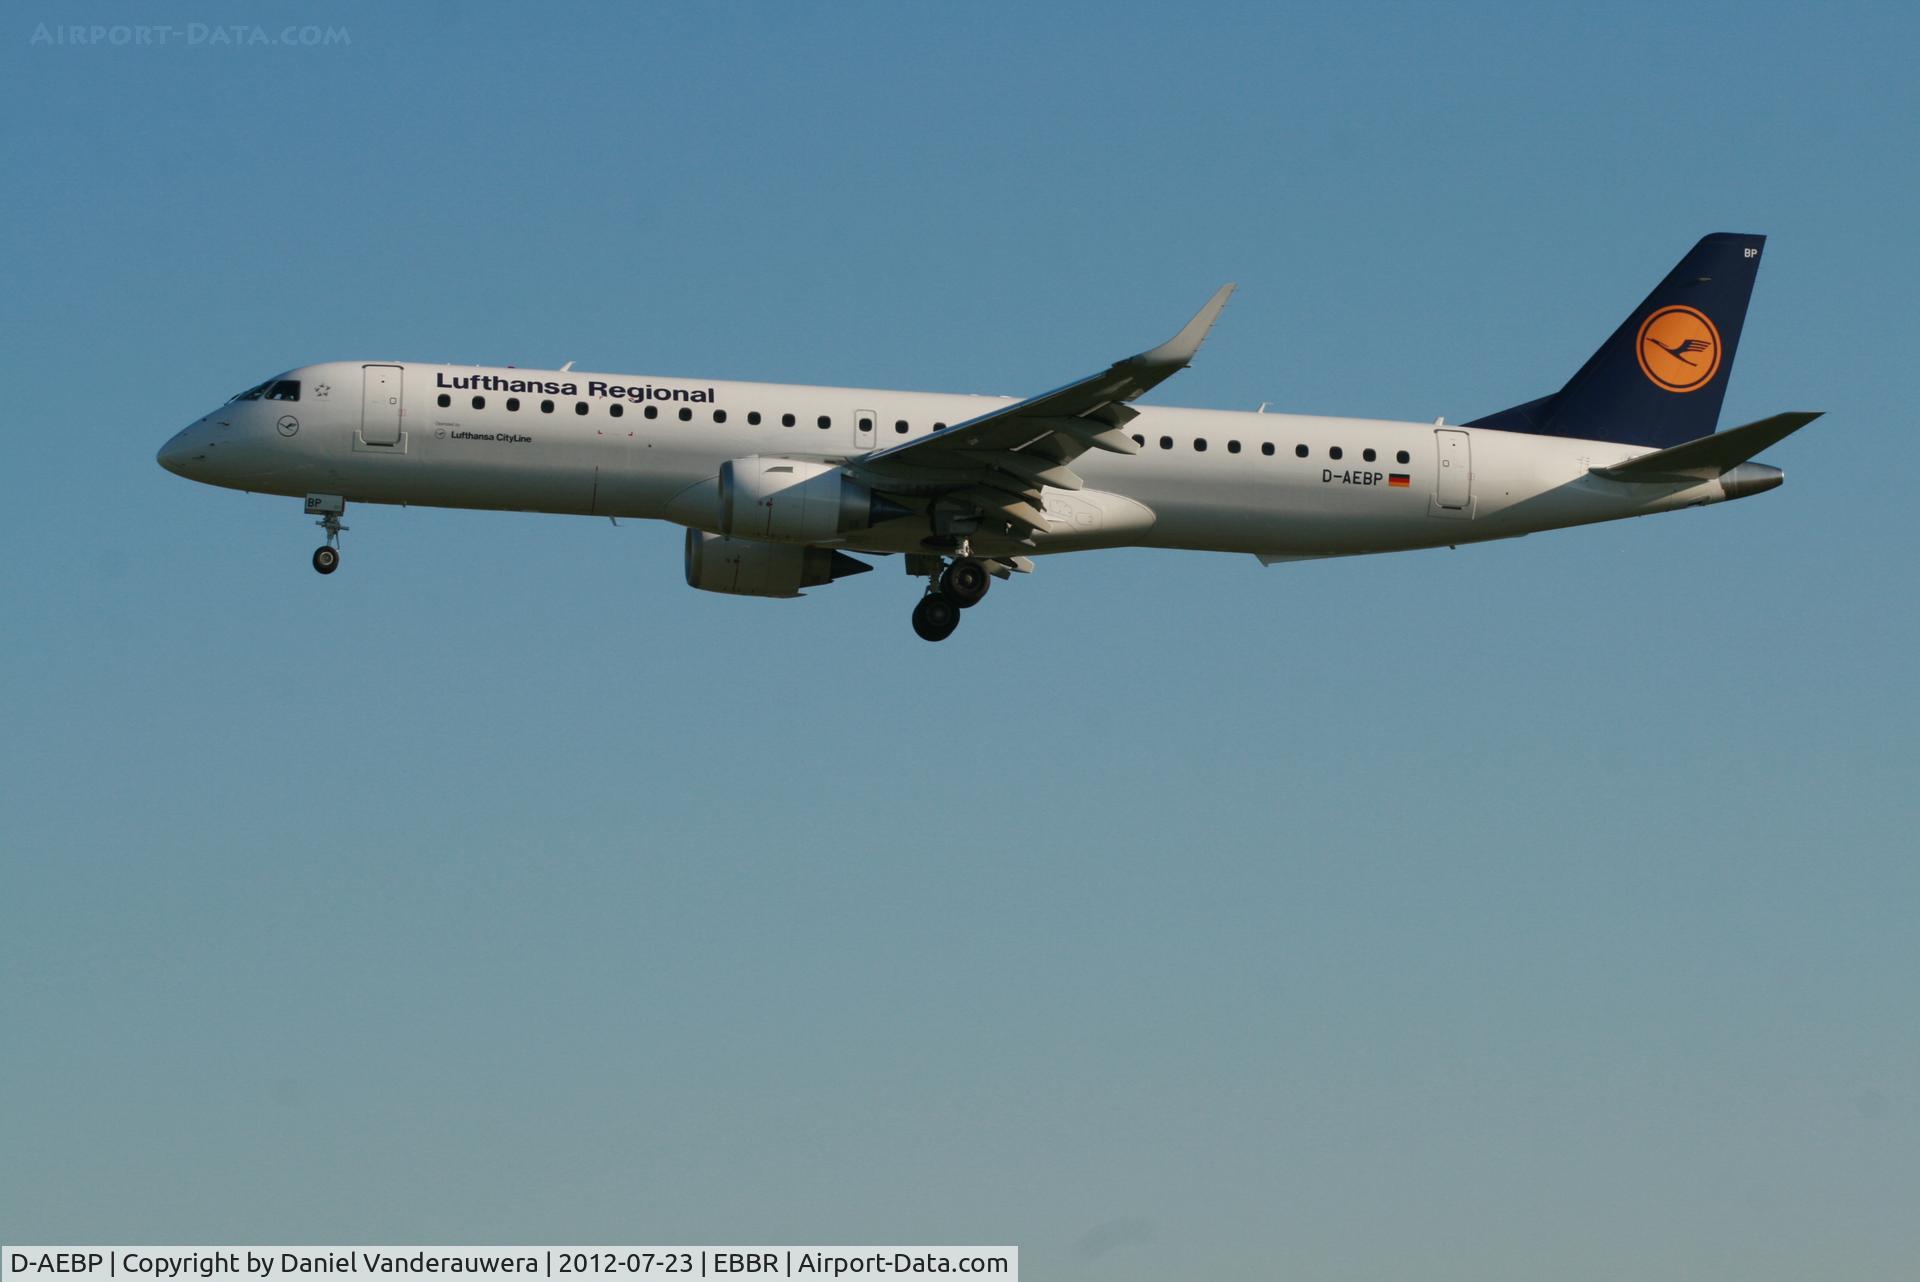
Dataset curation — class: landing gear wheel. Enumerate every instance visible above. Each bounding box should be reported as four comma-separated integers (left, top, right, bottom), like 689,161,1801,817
911,593,961,642
309,498,348,575
940,557,991,608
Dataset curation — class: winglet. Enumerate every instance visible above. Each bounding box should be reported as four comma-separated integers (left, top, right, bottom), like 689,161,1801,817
1138,283,1236,370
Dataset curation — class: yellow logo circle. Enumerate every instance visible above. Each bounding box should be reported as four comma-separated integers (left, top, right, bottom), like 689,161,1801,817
1636,305,1722,393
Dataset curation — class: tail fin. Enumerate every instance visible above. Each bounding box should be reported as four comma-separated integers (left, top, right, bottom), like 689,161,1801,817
1467,233,1766,449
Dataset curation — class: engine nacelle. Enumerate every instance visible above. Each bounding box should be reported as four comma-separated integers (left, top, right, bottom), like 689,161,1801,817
718,456,889,543
684,530,872,598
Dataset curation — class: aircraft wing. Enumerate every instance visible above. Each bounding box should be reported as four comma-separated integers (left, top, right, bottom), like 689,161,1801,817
847,284,1235,538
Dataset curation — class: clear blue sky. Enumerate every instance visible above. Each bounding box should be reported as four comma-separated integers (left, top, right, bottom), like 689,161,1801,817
3,2,1916,1277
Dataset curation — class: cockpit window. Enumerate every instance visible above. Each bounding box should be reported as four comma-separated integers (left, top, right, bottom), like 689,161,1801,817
227,378,301,403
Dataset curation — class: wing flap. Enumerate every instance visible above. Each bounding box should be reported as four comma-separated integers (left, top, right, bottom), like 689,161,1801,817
1046,419,1142,455
957,450,1084,491
952,487,1049,534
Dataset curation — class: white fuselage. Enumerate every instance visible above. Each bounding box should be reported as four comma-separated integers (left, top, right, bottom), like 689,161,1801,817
158,360,1739,562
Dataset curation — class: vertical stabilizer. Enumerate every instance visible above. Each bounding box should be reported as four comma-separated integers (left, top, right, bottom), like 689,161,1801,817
1467,234,1766,449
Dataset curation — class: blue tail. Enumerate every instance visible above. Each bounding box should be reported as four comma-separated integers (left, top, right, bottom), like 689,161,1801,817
1466,233,1766,449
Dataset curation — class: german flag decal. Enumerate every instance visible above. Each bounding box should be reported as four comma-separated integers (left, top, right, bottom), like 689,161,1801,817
1388,473,1410,488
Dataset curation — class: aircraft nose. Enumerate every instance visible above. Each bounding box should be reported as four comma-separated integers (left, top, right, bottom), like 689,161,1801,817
157,426,202,476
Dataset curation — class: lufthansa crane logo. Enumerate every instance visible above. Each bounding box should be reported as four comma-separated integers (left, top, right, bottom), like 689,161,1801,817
1636,305,1721,392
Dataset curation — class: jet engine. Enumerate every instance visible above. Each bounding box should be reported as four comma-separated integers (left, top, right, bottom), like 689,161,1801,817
684,530,872,598
718,456,908,543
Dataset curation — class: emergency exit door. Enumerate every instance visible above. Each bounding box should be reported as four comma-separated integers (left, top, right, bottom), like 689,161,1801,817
361,364,404,446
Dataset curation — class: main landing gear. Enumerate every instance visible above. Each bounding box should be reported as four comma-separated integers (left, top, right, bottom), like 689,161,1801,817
941,557,991,607
307,494,347,575
911,592,961,642
909,554,992,642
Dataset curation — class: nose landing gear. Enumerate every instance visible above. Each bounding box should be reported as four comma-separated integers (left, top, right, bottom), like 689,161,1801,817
306,493,347,575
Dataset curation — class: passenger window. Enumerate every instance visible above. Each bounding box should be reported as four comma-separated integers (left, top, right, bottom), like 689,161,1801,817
507,397,520,412
1261,442,1275,456
1227,440,1241,454
1194,438,1208,452
1295,444,1309,458
859,416,873,430
782,413,796,427
1363,448,1376,462
1132,433,1145,447
437,393,450,408
714,409,728,424
1160,436,1173,450
472,396,486,410
817,415,831,429
1397,450,1410,464
748,411,762,425
934,422,947,431
541,399,554,413
895,419,909,434
645,405,658,419
679,407,692,421
610,403,624,418
575,401,588,415
1329,446,1343,460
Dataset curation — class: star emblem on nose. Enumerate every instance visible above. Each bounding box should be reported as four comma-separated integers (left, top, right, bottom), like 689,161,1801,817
313,383,331,398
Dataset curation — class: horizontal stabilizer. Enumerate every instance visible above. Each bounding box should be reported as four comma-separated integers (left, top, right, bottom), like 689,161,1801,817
1590,411,1821,481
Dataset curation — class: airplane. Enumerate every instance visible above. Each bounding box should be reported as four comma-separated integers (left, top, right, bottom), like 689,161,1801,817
157,233,1816,641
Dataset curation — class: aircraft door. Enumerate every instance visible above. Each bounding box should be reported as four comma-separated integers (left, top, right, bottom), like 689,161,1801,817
854,408,877,451
361,364,404,446
1433,428,1472,513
